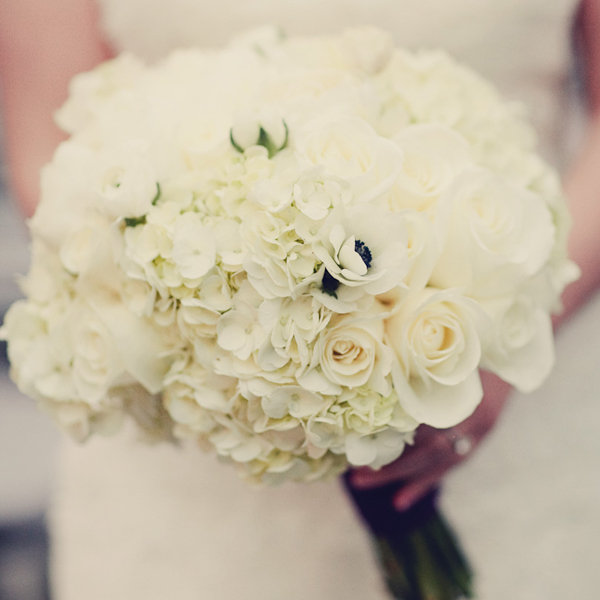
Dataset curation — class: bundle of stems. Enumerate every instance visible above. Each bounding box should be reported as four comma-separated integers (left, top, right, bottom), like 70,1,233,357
343,476,473,600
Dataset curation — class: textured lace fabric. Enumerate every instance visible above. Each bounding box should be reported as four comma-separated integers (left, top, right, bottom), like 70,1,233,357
50,2,600,600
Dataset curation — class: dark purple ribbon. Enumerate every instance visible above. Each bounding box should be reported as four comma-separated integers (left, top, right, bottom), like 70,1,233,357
342,471,440,537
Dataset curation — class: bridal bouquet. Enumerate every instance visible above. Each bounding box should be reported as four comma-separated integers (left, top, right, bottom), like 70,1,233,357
3,27,576,598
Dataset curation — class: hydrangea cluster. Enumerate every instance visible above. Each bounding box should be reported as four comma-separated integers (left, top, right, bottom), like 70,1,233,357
2,28,577,483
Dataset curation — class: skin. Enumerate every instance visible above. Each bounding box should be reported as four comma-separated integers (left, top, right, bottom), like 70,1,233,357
1,0,599,509
0,0,110,216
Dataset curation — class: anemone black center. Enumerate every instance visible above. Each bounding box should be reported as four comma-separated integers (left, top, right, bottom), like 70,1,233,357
321,239,373,296
354,239,372,269
322,269,340,295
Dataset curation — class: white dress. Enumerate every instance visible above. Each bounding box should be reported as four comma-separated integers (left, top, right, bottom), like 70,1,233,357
51,1,600,599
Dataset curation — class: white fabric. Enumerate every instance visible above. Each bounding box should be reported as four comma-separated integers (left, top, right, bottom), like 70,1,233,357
51,1,600,599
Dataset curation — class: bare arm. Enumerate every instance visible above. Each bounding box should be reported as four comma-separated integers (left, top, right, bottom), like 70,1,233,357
577,0,600,112
560,115,600,321
557,0,600,323
0,0,110,216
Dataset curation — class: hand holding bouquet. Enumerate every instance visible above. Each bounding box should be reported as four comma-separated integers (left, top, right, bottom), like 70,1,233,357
2,27,577,598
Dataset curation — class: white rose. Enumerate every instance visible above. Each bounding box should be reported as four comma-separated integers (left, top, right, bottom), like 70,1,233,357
95,144,159,219
431,169,555,298
60,220,106,276
304,313,393,395
69,302,125,405
61,296,172,407
1,301,65,401
341,27,394,74
392,51,500,132
86,295,172,395
30,142,99,249
55,53,145,134
4,299,120,411
528,168,580,309
296,117,402,203
481,296,554,393
22,241,74,306
386,288,484,427
389,124,472,212
394,209,439,291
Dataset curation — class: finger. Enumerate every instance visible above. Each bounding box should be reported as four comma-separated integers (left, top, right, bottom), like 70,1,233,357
351,432,454,488
393,466,450,511
350,450,435,487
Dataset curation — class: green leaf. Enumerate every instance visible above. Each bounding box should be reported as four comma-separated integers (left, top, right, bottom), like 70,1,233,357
230,120,289,158
151,182,162,206
124,215,147,227
229,128,245,154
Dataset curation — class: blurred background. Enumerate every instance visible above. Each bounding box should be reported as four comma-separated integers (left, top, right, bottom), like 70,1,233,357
0,129,57,600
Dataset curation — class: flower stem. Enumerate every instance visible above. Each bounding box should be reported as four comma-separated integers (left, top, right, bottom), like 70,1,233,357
343,475,473,600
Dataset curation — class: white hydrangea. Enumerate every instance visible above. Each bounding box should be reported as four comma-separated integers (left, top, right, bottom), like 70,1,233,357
1,27,577,483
